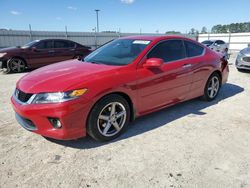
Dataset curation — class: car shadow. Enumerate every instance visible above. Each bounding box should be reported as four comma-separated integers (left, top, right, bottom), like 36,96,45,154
0,68,32,74
46,83,244,149
238,69,250,74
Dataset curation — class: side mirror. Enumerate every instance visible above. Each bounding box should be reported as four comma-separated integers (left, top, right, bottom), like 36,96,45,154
143,58,164,68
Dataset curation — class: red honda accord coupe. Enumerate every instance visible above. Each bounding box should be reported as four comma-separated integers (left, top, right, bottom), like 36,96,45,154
11,36,229,141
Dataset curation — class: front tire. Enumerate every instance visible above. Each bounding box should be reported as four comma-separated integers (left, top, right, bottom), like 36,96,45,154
87,94,130,141
202,73,221,101
8,58,26,73
74,55,83,61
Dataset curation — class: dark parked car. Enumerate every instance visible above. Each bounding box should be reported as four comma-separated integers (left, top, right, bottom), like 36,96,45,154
0,39,91,73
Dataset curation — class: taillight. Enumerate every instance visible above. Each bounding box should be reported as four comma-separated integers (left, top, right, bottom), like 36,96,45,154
220,58,228,71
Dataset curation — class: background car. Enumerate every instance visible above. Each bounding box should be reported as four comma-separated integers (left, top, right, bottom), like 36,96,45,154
236,46,250,71
0,39,91,73
11,36,229,141
201,40,229,53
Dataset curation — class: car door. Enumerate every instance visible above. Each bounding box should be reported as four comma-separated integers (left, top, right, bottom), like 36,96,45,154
136,40,192,114
53,40,74,62
183,40,209,98
27,40,55,68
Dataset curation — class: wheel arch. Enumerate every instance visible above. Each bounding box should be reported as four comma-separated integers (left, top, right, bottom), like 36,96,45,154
88,91,136,123
211,70,222,84
7,56,28,67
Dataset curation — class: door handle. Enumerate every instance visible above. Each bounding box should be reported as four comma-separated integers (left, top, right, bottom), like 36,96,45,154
183,64,192,68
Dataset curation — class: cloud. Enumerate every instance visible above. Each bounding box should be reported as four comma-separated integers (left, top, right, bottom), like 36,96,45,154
10,10,21,15
56,17,62,21
121,0,135,4
67,6,77,10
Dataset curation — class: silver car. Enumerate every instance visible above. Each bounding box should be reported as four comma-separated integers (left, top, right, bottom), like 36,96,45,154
202,40,229,53
236,45,250,71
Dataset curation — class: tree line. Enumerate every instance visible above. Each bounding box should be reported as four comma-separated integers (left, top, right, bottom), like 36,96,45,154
165,22,250,35
211,22,250,33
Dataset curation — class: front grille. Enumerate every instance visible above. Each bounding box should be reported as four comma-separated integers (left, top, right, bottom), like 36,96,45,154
15,89,33,103
242,56,250,62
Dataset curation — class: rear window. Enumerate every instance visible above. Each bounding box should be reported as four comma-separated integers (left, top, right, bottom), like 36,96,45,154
36,41,53,49
202,40,213,45
216,40,225,45
185,41,204,57
68,41,75,48
54,41,69,48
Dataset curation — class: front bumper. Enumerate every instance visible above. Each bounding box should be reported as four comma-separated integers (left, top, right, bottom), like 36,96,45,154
236,59,250,70
0,57,8,69
11,96,92,140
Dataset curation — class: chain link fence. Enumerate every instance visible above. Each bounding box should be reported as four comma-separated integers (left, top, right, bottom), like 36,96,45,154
0,29,196,49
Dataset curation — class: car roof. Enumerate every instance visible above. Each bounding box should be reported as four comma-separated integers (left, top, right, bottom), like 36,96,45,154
203,39,226,42
120,35,196,42
202,40,216,42
38,39,75,42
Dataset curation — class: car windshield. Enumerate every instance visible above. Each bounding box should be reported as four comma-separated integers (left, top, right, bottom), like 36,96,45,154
84,39,151,66
201,40,213,46
21,40,40,48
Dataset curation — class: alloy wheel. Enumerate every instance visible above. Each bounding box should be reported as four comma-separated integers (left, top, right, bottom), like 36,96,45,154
97,102,127,137
9,58,25,73
207,76,220,98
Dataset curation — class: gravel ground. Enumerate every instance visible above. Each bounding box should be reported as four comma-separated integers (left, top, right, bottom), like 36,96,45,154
0,54,250,188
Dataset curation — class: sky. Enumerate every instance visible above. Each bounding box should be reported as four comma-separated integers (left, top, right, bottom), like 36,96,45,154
0,0,250,33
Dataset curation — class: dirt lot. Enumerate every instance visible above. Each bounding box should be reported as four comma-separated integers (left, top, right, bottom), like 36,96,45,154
0,54,250,188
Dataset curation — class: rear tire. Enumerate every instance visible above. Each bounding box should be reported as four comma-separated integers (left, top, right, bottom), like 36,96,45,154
202,73,221,101
87,94,130,141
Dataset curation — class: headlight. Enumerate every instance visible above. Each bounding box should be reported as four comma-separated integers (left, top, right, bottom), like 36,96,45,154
0,53,7,58
31,89,88,104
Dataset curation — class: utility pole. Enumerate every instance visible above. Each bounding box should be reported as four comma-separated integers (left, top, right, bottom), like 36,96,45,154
65,26,68,39
95,9,100,33
92,27,97,49
29,24,32,41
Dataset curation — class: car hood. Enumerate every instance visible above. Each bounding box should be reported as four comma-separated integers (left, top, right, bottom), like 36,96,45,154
240,47,250,56
0,46,23,53
17,60,122,93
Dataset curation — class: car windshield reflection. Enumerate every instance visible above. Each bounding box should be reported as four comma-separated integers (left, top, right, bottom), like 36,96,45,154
84,39,151,66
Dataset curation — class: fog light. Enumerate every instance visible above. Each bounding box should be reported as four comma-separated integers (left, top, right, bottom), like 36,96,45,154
48,117,62,129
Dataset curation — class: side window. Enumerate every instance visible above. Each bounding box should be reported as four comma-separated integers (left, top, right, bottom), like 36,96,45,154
68,41,75,48
216,40,225,45
184,41,204,57
54,41,69,48
36,41,53,49
147,40,185,62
